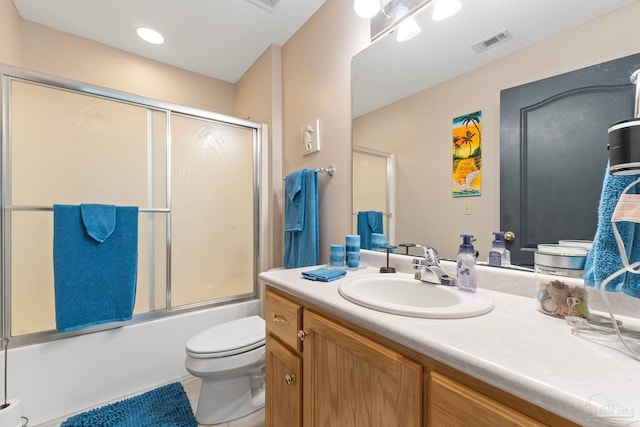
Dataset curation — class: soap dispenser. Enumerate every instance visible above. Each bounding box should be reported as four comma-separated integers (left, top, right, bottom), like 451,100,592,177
456,234,477,293
488,231,511,267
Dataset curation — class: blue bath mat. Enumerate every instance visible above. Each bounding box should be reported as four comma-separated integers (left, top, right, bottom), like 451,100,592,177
61,382,197,427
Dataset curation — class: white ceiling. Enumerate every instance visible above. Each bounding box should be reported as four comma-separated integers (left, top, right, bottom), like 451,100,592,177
12,0,326,83
352,0,639,117
12,0,638,117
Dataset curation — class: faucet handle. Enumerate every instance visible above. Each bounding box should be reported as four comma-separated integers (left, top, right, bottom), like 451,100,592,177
416,245,440,265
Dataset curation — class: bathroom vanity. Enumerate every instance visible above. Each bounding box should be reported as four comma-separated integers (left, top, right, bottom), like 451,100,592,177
260,252,640,426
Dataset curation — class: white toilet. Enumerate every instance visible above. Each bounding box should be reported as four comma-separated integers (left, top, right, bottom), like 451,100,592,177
185,315,266,425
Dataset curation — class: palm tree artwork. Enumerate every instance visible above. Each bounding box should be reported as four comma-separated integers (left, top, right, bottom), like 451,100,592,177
452,111,482,197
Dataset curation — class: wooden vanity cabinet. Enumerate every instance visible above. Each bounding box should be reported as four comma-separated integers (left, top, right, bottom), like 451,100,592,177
429,372,546,427
265,286,578,427
265,288,422,426
302,309,422,426
265,289,304,427
266,333,302,426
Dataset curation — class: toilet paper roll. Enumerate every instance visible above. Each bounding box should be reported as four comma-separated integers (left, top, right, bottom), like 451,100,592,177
0,399,22,427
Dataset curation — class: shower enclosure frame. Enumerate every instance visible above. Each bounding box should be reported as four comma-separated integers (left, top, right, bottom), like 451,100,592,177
0,64,266,347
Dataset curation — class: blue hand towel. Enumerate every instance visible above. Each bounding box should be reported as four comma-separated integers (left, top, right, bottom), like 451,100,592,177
357,211,384,249
284,169,319,268
584,167,640,298
302,267,346,282
53,204,139,332
284,170,305,232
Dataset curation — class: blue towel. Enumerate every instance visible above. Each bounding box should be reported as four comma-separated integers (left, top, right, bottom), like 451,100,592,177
284,170,305,232
584,167,640,298
53,204,139,332
357,211,384,249
284,169,319,268
302,267,346,282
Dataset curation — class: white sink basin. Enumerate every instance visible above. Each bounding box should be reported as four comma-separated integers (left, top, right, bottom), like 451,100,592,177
338,273,494,319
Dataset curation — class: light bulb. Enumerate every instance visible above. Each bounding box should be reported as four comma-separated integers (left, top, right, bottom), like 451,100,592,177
432,0,462,21
354,0,381,19
396,17,421,42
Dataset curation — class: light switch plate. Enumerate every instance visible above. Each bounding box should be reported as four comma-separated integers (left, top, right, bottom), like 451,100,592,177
463,202,472,215
302,119,320,156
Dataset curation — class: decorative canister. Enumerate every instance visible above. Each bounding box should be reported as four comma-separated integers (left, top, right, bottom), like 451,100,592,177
534,244,590,318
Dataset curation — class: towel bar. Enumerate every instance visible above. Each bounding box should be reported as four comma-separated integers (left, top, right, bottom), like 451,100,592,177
283,165,335,180
6,205,170,213
353,212,392,217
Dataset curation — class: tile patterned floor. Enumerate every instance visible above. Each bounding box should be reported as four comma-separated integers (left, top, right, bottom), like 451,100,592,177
34,377,265,427
184,377,265,427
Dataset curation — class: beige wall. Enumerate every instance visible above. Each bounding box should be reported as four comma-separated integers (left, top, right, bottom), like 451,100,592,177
20,20,236,114
282,0,369,264
354,3,640,260
236,45,284,268
0,0,21,65
0,0,372,268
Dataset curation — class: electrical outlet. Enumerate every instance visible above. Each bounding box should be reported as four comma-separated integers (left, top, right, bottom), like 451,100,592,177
463,202,472,215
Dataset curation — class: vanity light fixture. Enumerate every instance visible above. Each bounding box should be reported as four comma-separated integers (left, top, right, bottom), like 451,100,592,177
136,27,165,45
432,0,462,21
396,14,421,42
353,0,382,19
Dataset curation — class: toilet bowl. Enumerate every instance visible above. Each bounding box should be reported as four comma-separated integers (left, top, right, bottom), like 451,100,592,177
185,315,266,425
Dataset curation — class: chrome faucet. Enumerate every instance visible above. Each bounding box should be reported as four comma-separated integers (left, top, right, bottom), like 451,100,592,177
412,245,456,286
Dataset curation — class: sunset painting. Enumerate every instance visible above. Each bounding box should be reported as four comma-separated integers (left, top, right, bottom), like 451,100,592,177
452,110,482,197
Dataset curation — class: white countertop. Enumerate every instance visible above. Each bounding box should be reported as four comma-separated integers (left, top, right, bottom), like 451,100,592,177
259,251,640,427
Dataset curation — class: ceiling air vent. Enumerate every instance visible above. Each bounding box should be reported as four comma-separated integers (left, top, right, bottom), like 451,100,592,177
471,29,513,53
245,0,280,12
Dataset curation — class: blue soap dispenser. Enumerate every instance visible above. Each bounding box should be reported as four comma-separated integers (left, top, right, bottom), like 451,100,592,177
456,234,477,293
488,231,511,267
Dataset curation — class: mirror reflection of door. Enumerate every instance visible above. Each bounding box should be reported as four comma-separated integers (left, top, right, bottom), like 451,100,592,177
500,53,640,266
352,146,396,245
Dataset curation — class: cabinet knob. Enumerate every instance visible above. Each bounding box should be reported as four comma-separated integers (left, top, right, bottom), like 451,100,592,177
284,373,296,385
504,231,516,242
297,330,309,341
271,314,289,325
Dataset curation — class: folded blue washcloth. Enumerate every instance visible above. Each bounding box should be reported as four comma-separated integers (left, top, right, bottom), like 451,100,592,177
81,204,117,242
53,204,139,332
584,166,640,298
301,268,346,282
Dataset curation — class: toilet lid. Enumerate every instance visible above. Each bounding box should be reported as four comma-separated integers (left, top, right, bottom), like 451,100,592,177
186,315,265,357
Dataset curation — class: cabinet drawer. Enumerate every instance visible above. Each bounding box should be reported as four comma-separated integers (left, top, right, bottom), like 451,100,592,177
265,289,303,351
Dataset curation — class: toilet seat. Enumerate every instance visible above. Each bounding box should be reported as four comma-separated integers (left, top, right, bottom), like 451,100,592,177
186,315,265,358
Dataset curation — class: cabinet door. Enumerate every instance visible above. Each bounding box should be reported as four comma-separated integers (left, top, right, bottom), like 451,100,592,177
429,371,546,427
303,311,422,427
266,334,302,427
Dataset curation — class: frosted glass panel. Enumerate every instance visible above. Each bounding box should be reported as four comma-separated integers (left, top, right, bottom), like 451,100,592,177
10,212,55,335
9,81,168,335
11,81,151,206
171,115,254,306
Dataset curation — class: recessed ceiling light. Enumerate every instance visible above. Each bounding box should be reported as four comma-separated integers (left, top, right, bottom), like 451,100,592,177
136,27,164,45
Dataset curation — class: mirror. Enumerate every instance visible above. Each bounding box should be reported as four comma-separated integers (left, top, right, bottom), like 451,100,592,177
352,0,639,262
352,146,396,247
